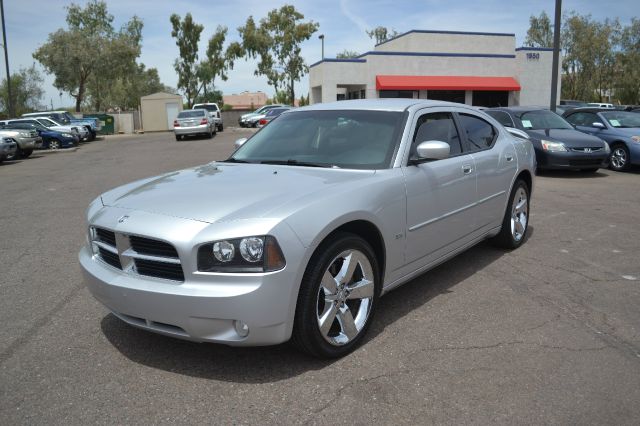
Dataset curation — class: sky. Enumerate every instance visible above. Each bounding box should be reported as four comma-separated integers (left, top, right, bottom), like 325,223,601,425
2,0,638,109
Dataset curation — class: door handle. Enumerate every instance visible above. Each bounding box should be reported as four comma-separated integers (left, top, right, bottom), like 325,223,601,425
462,164,473,174
506,155,514,162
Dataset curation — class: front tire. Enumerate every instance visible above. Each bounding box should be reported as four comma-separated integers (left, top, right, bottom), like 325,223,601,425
492,180,530,250
292,233,380,358
49,139,61,150
609,144,630,172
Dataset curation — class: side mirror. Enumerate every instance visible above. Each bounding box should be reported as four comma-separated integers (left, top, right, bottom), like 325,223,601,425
592,122,605,129
414,140,450,161
234,138,248,149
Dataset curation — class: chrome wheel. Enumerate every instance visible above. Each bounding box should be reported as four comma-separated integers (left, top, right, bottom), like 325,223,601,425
610,147,627,170
510,187,528,242
316,249,374,346
50,140,60,150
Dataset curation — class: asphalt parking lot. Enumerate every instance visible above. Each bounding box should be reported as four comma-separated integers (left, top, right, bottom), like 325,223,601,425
1,130,639,424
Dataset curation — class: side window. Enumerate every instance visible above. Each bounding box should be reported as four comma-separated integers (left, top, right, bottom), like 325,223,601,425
412,112,462,157
486,110,514,128
458,113,497,152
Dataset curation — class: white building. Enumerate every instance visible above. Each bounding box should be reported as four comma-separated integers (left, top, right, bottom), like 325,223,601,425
309,30,560,107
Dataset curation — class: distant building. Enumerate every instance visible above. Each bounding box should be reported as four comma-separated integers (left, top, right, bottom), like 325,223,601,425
309,29,561,107
223,91,268,110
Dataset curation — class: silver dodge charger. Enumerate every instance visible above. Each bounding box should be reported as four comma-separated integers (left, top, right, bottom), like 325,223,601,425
80,99,535,358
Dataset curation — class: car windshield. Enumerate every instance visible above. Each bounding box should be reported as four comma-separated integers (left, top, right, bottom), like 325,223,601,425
178,110,205,118
601,111,640,128
519,110,573,130
230,110,405,169
266,108,288,117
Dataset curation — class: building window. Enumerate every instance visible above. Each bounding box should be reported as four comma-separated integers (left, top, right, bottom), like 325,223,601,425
360,89,366,99
472,91,509,107
427,90,465,103
379,90,415,99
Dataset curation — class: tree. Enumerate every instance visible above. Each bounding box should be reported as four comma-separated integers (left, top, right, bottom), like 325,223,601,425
170,13,204,107
33,0,142,112
615,18,640,104
366,26,398,45
336,50,360,59
96,64,171,110
197,26,230,102
0,65,44,116
238,5,319,102
298,93,310,106
524,11,554,48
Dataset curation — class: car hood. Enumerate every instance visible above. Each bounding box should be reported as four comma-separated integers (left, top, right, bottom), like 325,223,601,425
241,112,258,120
527,129,604,148
100,163,376,224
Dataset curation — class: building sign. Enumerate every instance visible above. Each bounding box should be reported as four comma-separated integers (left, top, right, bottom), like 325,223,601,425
526,52,540,61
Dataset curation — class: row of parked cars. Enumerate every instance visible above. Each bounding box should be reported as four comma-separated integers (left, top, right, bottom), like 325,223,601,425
484,106,640,173
0,110,102,163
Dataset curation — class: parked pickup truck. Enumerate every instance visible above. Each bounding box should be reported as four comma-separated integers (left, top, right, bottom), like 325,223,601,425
22,111,101,141
0,127,43,159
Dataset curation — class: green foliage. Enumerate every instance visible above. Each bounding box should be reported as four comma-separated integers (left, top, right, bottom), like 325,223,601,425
298,93,310,106
222,104,233,112
0,65,44,117
560,12,620,102
95,65,172,111
237,5,319,103
170,13,204,108
197,26,230,101
33,0,144,112
366,26,399,45
273,90,291,105
336,50,360,59
193,89,223,106
524,11,554,48
615,18,640,104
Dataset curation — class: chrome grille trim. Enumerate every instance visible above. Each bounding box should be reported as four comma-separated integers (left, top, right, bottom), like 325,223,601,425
570,147,603,152
90,226,184,282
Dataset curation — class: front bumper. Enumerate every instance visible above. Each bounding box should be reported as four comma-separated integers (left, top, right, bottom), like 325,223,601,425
174,124,210,136
79,210,307,346
536,149,609,170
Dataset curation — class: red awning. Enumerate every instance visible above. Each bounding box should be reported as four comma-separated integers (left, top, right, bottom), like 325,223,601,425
376,75,521,91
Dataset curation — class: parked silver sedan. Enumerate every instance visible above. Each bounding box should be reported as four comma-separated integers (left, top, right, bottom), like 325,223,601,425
80,99,535,358
173,109,215,141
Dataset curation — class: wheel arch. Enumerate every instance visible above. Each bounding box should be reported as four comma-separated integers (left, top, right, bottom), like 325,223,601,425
308,219,387,284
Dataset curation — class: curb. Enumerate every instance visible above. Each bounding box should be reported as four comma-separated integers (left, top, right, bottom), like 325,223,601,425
37,147,78,155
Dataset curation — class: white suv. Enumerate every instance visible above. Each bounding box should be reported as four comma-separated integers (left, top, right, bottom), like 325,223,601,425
193,103,223,132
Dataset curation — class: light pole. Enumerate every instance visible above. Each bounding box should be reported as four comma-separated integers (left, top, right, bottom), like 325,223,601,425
550,0,562,112
0,0,13,117
318,34,325,60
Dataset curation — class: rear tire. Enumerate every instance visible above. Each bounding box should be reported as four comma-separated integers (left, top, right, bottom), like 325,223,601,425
491,180,530,250
49,139,61,150
292,232,380,358
218,124,224,132
175,135,181,141
22,149,33,158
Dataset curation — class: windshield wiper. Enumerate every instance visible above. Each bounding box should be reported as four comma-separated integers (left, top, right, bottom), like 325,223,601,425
259,159,334,168
223,158,251,163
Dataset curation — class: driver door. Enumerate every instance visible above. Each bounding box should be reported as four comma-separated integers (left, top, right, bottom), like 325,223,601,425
402,109,477,268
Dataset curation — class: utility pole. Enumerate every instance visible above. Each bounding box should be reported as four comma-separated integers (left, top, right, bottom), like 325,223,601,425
318,34,325,60
550,0,562,112
0,0,12,117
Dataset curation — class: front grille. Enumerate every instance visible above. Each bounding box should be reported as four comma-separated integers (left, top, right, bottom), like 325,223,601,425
95,228,116,246
91,227,184,282
130,236,178,258
135,259,184,281
570,147,603,152
98,247,122,269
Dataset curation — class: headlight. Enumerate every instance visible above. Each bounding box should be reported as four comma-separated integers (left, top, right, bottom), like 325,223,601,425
541,139,567,152
198,235,285,273
631,136,640,143
62,133,73,137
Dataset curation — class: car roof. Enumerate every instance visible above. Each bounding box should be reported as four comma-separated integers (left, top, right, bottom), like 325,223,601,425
562,107,616,114
294,99,484,113
486,106,550,113
179,109,205,113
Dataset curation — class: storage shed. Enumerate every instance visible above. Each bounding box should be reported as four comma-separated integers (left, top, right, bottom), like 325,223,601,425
140,92,183,131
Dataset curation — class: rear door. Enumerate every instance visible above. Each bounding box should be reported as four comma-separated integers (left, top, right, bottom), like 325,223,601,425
457,112,516,232
403,109,477,267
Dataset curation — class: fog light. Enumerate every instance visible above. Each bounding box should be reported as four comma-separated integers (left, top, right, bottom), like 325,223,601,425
234,320,249,338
